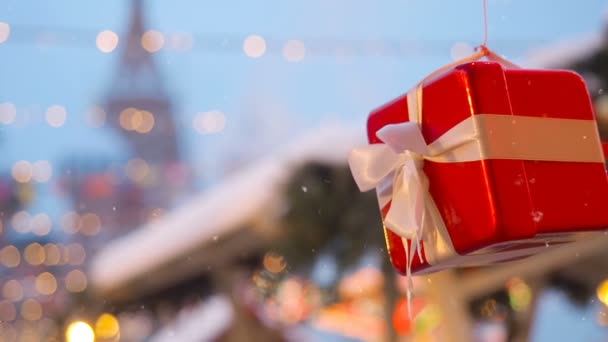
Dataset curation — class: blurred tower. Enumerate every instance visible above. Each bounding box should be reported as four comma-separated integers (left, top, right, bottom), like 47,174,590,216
103,0,184,208
61,0,187,240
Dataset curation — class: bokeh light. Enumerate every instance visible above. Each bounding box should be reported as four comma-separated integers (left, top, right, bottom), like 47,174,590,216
12,210,32,233
96,30,119,53
32,160,53,183
126,158,150,184
3,280,24,301
20,299,42,321
0,300,17,321
0,245,21,268
30,213,52,236
61,211,81,234
65,270,88,293
66,243,86,265
95,313,120,339
35,272,58,296
243,35,266,58
0,22,9,44
141,30,164,52
24,243,45,266
193,110,226,134
12,161,33,183
44,244,61,266
134,110,155,133
283,40,306,62
507,278,532,312
45,105,67,128
0,102,16,124
80,213,101,236
597,279,608,306
263,252,287,273
119,107,154,133
66,321,95,342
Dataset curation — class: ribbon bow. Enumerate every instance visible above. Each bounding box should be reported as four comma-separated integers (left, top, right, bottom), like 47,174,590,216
349,122,433,240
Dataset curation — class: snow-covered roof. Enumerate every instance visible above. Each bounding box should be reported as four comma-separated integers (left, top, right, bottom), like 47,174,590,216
89,122,366,295
524,32,602,69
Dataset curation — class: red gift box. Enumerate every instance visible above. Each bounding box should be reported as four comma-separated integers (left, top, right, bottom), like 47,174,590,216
364,61,608,275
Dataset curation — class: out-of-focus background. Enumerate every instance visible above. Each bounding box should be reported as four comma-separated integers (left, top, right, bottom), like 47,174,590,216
2,0,608,341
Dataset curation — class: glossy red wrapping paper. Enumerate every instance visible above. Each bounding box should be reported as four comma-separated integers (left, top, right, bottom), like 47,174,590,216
367,61,608,274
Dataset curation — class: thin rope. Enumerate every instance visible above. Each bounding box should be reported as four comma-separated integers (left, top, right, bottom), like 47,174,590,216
482,0,489,47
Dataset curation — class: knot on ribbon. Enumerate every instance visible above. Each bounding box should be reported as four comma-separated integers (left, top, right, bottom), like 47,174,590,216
348,121,432,240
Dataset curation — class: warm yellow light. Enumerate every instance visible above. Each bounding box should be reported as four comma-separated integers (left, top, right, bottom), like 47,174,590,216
65,270,88,293
95,313,120,339
0,22,9,44
96,30,119,53
283,40,306,62
32,160,53,183
0,245,20,267
119,107,137,131
20,299,42,321
243,35,266,58
35,272,58,296
87,106,106,127
44,243,61,266
12,161,33,183
597,280,608,306
2,280,23,301
0,102,16,124
30,213,52,236
141,30,164,52
263,252,287,273
135,110,155,133
45,105,67,128
66,321,95,342
193,110,226,134
24,243,45,266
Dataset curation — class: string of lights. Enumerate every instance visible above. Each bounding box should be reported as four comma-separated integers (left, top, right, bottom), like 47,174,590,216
0,23,550,59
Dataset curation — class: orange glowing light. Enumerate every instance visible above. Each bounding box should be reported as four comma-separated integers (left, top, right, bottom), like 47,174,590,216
96,30,119,53
24,243,45,265
2,280,23,302
141,30,164,52
0,245,20,268
21,299,42,321
35,272,58,296
65,270,88,293
80,213,101,236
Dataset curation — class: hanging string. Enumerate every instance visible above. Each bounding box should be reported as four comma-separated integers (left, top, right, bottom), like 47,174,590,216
482,0,489,47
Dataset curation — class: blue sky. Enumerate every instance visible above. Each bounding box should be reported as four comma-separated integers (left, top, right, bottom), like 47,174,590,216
1,1,608,340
